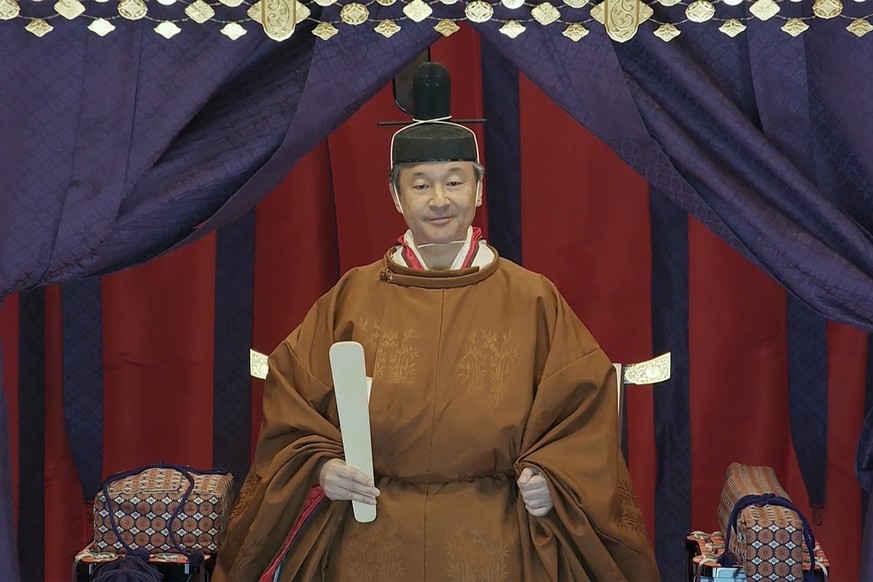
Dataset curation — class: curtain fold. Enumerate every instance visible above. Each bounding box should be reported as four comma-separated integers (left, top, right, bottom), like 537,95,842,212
470,20,873,331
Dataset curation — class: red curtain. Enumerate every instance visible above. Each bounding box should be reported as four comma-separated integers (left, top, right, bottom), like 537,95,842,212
0,26,865,579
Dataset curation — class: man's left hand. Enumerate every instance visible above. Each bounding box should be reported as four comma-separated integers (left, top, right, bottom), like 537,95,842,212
517,467,553,517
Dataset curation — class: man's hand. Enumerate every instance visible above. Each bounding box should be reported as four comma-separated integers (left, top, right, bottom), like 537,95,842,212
318,459,380,506
517,467,553,517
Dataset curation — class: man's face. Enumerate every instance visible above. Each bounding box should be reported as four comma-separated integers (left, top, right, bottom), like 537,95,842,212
392,161,481,246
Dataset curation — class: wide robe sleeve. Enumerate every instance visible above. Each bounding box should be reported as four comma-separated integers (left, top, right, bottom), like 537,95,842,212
213,292,347,581
516,279,659,581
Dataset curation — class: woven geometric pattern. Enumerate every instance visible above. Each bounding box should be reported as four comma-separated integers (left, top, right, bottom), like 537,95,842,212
93,468,234,554
717,463,805,580
687,530,830,579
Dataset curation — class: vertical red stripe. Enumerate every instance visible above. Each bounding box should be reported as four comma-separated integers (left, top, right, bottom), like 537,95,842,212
252,143,339,452
102,237,216,474
518,75,655,538
688,219,790,531
329,82,408,273
0,294,19,528
43,285,88,579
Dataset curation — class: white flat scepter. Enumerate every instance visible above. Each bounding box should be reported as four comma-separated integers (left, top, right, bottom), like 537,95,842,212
329,341,376,523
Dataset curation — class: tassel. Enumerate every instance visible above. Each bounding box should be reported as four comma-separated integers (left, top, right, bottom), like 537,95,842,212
91,550,161,582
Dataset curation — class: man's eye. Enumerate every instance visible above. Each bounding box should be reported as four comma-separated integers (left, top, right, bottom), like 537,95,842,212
446,181,463,187
412,184,430,191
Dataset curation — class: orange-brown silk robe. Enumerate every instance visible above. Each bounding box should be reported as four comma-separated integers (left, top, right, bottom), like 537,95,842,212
215,247,659,581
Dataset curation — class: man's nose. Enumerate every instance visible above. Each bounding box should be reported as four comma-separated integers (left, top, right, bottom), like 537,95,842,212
430,185,449,206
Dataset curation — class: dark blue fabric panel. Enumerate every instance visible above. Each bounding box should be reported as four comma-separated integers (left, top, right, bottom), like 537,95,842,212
17,290,44,581
212,211,255,490
787,296,828,509
650,190,691,581
480,39,522,265
62,278,104,499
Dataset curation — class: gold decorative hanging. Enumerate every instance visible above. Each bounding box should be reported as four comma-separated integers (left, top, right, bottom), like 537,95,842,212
749,0,779,20
185,0,215,23
340,2,369,24
781,17,808,35
813,0,841,19
653,22,680,41
499,19,526,36
374,18,401,36
403,0,432,22
54,0,84,20
311,21,338,39
562,22,588,40
6,0,873,43
87,17,115,35
262,0,296,41
591,0,652,42
719,18,746,37
25,17,52,36
117,0,147,20
531,2,561,25
685,0,714,23
0,0,19,20
154,21,181,38
465,0,494,22
221,22,248,39
433,18,460,35
847,17,873,36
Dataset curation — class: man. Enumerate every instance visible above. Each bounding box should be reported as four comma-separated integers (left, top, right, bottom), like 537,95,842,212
214,62,658,581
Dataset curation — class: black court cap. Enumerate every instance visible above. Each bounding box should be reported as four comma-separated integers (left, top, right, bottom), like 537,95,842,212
391,62,478,166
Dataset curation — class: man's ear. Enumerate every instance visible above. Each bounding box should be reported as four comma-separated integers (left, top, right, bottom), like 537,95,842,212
390,183,404,214
475,181,483,207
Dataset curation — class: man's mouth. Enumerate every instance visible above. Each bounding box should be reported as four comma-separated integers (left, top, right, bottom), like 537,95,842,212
428,216,452,224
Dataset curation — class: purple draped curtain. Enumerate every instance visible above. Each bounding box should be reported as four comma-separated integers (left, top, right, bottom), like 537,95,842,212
3,2,873,580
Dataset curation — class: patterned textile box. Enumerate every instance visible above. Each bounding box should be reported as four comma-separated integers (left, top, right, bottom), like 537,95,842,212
93,466,234,554
686,531,830,582
717,463,810,581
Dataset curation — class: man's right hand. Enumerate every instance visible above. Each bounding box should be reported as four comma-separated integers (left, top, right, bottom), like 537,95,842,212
318,459,380,505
